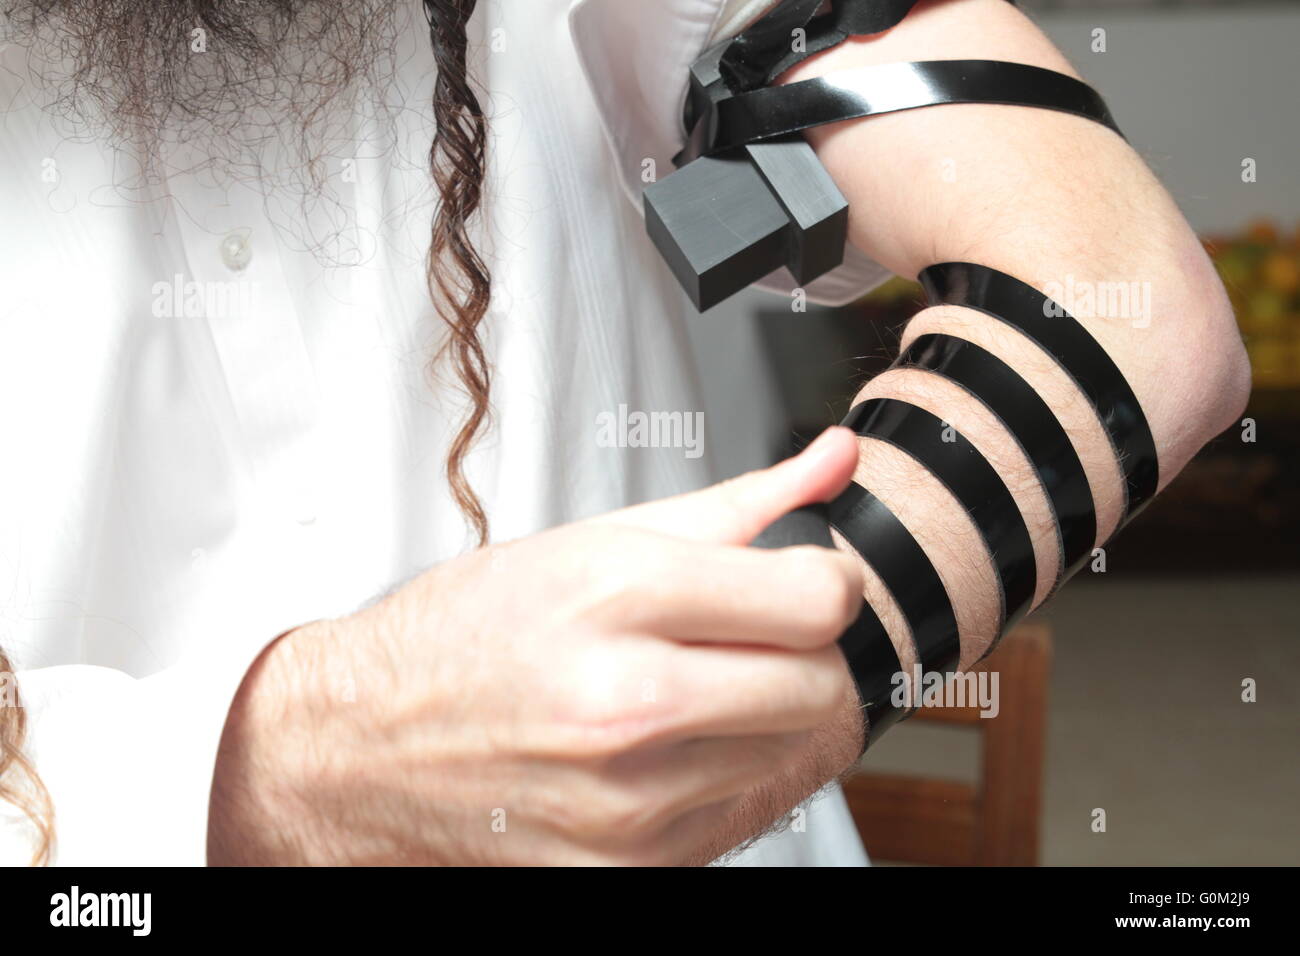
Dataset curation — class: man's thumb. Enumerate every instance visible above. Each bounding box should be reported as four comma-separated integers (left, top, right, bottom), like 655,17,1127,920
601,427,860,544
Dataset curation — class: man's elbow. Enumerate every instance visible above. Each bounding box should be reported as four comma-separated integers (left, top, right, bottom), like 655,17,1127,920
1212,323,1253,437
1180,256,1252,441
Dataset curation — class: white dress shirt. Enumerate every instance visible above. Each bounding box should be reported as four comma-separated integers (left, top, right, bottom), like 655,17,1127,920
0,0,879,866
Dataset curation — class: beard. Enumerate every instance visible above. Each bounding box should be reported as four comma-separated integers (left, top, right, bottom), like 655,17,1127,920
2,1,407,142
1,1,423,261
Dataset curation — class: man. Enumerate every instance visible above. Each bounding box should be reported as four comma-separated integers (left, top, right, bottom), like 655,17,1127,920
0,0,1247,865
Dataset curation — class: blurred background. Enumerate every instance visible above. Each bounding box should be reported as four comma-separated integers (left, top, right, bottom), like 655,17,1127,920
685,0,1300,864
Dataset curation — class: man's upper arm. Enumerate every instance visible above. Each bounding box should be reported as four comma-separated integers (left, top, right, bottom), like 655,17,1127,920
785,0,1248,444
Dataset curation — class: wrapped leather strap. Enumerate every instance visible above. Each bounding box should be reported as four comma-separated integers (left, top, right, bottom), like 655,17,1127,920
827,481,961,681
717,0,930,93
897,333,1097,582
919,262,1159,520
843,398,1037,637
751,504,906,749
683,59,1122,161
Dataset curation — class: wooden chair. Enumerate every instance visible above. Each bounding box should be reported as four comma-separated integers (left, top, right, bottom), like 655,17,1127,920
842,621,1053,866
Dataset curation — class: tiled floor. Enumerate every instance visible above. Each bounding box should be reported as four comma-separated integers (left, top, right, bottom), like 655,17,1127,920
857,572,1300,865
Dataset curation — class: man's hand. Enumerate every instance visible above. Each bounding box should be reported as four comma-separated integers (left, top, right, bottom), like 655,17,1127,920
207,428,868,866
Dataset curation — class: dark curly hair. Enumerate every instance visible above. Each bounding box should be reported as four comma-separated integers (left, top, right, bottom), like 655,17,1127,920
424,0,493,546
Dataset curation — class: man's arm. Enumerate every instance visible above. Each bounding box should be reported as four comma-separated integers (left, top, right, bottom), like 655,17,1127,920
800,0,1249,662
694,0,1249,856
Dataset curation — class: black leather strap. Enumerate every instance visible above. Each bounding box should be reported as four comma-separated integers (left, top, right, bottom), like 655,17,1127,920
715,0,827,93
827,481,961,680
840,600,908,747
898,333,1097,582
683,59,1123,161
717,0,930,93
842,398,1037,636
919,262,1159,521
659,0,1121,312
751,504,906,749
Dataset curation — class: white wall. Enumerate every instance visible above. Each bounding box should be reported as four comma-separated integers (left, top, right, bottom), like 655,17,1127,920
1030,3,1300,234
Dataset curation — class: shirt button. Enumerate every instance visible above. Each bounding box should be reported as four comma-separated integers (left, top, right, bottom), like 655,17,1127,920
220,231,252,271
292,487,319,526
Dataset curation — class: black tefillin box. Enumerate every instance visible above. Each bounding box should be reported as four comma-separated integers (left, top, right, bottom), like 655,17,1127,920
642,38,849,312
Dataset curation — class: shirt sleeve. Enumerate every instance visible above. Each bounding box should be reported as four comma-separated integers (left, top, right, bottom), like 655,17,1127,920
568,0,892,306
2,611,304,866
